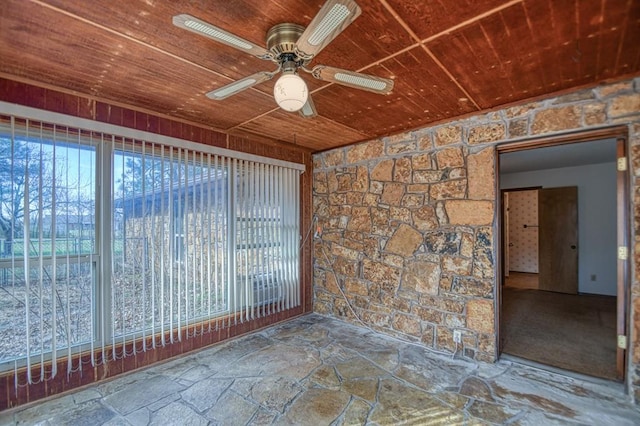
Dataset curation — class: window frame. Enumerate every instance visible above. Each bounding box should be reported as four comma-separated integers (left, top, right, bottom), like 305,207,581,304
0,101,304,374
0,123,101,372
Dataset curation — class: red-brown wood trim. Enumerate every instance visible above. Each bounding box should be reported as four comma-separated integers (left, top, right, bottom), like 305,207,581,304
616,137,630,382
495,151,503,358
300,152,314,314
496,126,628,153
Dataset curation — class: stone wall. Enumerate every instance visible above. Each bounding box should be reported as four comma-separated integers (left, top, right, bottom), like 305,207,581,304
312,78,640,399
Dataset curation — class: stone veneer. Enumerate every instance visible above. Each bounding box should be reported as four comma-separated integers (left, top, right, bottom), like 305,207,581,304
312,78,640,401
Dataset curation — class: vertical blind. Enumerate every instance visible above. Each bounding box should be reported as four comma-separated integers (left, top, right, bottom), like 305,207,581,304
0,117,97,384
0,107,302,389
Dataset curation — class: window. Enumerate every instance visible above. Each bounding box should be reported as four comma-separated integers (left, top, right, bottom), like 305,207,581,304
234,161,300,317
0,107,303,381
112,145,229,342
0,119,96,377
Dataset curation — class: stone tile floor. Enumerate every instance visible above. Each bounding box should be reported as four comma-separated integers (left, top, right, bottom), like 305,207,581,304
1,314,639,425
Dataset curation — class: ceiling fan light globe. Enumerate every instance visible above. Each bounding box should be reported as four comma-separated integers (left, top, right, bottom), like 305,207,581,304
274,74,308,112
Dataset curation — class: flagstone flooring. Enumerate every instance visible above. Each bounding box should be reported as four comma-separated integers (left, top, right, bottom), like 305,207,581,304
1,314,639,425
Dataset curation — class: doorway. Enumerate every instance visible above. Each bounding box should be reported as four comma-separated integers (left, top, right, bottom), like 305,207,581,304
504,186,580,294
497,133,629,382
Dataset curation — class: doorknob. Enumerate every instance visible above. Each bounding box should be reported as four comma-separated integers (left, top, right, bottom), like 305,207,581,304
570,245,576,249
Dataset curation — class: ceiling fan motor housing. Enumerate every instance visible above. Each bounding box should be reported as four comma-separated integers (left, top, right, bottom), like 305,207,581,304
266,23,307,67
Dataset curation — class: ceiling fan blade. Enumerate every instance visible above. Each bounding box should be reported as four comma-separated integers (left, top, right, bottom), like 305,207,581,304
311,65,394,94
295,0,361,59
299,94,318,118
173,14,272,60
206,71,275,100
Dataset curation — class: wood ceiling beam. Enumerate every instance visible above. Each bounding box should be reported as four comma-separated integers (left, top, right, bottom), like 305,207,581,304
28,0,274,102
376,0,526,111
419,0,524,44
613,0,633,73
29,0,224,79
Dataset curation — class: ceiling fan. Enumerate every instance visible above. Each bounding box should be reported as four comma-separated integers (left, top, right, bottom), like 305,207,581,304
173,0,395,117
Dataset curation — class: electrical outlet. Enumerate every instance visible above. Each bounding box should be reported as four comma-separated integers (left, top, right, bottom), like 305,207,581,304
453,330,462,344
590,274,597,282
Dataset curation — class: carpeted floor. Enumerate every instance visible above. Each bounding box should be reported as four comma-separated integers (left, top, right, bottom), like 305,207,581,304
502,273,617,380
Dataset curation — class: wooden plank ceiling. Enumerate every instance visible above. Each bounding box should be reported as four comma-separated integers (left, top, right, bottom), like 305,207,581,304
1,0,638,152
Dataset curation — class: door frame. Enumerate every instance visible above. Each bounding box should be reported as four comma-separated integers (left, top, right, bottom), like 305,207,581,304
495,126,630,383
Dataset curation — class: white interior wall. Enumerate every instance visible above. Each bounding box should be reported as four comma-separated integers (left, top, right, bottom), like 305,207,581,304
501,162,617,296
